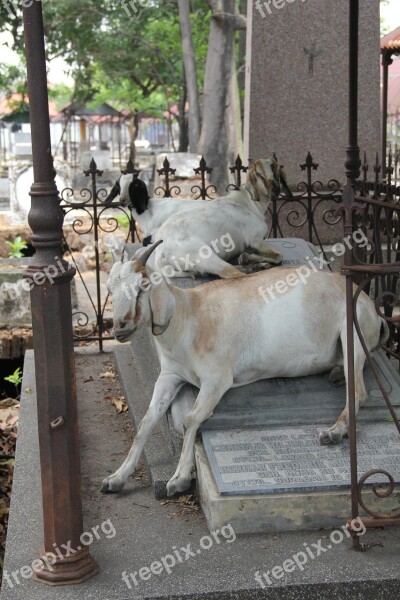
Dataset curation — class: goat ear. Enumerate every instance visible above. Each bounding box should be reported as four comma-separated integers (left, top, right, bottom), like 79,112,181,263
129,178,149,215
247,163,260,202
105,178,121,206
280,168,293,198
271,159,280,185
149,278,175,336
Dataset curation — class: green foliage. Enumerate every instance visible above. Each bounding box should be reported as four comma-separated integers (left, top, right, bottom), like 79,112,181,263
0,63,27,98
4,367,22,389
114,213,130,229
48,83,74,111
6,236,28,259
0,0,211,117
380,0,392,36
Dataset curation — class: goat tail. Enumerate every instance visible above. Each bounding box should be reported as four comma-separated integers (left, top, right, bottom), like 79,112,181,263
379,317,390,346
369,317,389,353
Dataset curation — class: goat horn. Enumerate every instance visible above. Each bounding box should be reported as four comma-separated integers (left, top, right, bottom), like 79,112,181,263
134,239,163,266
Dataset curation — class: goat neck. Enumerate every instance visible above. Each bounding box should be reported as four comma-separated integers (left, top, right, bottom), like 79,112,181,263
242,182,272,218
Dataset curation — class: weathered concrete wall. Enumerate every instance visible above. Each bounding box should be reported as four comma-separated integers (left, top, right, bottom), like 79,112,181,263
244,0,381,184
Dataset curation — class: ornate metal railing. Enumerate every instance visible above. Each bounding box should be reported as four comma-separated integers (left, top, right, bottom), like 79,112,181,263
61,158,136,351
268,152,342,267
342,180,400,548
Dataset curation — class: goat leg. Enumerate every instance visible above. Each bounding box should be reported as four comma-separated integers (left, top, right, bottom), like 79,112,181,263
246,240,282,265
166,378,232,496
101,373,185,492
319,326,367,445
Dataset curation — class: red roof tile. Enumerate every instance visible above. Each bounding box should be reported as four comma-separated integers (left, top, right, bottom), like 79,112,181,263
381,26,400,52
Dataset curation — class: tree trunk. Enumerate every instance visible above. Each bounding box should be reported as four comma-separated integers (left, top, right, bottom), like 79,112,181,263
238,0,247,125
198,0,238,194
128,111,138,162
178,75,189,152
226,56,243,169
177,0,201,153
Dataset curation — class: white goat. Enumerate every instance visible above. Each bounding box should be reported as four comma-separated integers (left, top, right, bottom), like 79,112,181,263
101,241,388,497
105,157,292,278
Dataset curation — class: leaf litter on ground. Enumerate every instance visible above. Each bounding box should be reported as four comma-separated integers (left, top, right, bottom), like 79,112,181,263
0,396,19,583
160,494,200,519
111,397,128,413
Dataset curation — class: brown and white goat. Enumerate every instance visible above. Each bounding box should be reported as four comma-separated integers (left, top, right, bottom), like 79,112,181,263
101,242,388,496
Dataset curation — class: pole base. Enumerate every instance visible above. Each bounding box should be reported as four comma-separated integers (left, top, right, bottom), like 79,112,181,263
32,548,99,586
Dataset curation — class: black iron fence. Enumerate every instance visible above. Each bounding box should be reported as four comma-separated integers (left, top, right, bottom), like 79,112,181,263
384,143,400,185
61,158,136,351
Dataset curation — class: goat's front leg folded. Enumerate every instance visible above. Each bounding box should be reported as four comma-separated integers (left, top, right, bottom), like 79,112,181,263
246,239,282,265
166,376,233,496
101,373,185,493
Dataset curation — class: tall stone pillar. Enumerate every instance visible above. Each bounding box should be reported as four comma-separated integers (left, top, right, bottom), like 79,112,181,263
244,0,381,182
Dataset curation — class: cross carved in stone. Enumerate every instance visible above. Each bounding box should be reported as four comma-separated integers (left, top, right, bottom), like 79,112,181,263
303,42,323,77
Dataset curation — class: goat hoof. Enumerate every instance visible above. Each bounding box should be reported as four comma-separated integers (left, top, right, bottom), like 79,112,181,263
101,475,125,493
319,430,341,446
166,475,192,497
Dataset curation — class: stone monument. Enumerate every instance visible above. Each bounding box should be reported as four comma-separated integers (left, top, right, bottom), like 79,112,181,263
244,0,381,183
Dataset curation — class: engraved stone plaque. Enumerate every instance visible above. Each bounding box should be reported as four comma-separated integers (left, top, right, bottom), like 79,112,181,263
202,424,400,495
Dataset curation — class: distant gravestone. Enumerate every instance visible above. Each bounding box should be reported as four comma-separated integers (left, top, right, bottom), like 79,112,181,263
243,0,381,183
13,133,32,158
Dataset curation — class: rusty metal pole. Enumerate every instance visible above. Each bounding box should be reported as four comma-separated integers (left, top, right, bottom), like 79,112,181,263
22,1,99,585
344,0,361,550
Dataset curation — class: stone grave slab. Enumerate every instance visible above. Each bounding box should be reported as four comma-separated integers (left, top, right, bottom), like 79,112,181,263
202,423,400,496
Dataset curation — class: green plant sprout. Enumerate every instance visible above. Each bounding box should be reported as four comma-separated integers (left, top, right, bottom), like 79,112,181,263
6,236,28,259
4,367,23,398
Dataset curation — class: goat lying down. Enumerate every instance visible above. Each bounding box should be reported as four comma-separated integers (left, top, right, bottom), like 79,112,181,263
101,241,388,497
105,157,292,278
